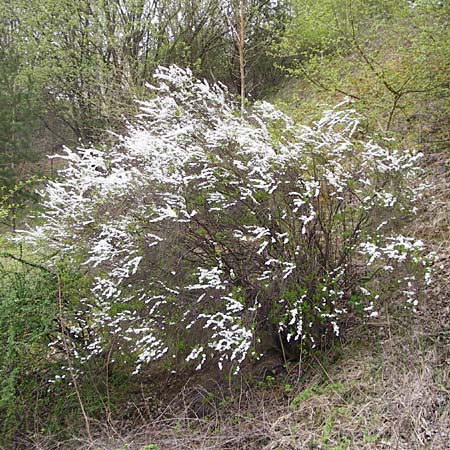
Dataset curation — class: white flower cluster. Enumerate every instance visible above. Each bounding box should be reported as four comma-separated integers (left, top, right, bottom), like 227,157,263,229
23,66,433,374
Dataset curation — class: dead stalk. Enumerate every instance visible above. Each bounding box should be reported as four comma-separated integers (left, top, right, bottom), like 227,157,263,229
56,273,93,441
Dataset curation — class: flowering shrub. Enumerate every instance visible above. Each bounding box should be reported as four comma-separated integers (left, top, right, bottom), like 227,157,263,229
23,66,433,374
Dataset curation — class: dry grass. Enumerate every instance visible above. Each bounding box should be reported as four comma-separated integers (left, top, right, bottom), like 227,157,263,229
23,303,447,450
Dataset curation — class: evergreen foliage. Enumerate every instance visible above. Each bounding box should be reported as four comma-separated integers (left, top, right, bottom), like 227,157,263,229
0,37,41,227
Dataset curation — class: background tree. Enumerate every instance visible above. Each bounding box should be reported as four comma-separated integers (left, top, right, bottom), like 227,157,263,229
8,0,288,146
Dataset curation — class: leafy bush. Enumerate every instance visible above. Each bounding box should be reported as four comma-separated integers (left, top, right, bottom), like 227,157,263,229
22,66,433,376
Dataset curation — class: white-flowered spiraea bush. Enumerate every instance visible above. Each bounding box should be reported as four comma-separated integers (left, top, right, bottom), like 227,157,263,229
23,66,434,374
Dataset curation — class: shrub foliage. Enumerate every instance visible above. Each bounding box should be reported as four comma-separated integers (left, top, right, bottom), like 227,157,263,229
22,66,432,375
